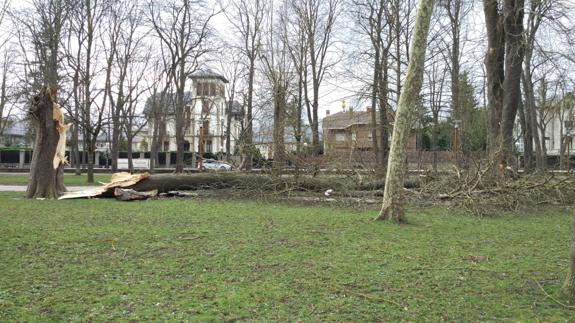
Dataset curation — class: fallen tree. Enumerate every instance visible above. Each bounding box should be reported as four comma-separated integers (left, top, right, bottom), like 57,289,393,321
59,171,421,200
60,172,354,200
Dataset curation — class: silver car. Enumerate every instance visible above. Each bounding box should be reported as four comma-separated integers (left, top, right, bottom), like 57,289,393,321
201,159,233,171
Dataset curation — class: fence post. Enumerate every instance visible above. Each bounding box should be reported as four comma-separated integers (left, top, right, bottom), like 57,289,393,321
19,149,25,168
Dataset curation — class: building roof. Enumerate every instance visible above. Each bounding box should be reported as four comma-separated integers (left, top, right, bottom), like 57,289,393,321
143,91,194,116
1,120,27,137
189,69,229,83
323,110,372,130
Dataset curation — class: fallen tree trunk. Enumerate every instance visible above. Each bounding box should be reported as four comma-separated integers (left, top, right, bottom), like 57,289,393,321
59,172,421,200
130,173,280,192
60,172,351,199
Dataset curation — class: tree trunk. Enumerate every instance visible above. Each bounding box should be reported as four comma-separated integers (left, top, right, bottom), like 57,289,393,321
26,87,67,199
225,97,233,161
483,0,505,158
517,99,533,171
244,57,256,171
499,0,525,172
370,47,381,166
560,210,575,304
377,0,434,223
127,134,134,173
378,47,390,166
432,113,439,172
272,86,286,174
86,148,94,183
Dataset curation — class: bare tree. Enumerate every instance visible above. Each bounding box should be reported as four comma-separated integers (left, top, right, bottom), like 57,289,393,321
13,0,70,198
0,50,14,137
145,61,172,172
219,50,243,161
284,2,308,178
293,0,341,156
107,0,136,172
425,43,448,171
148,0,214,173
483,0,525,173
261,2,293,173
221,0,266,170
0,2,14,138
351,0,394,167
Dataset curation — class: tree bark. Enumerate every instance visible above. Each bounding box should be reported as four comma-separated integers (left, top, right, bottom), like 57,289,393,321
560,210,575,304
483,0,505,158
499,0,525,172
26,87,67,199
377,0,434,223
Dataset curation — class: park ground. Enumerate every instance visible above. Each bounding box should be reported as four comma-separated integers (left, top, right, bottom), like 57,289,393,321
0,191,574,321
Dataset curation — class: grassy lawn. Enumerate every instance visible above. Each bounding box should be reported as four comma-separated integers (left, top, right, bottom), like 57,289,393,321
0,174,112,186
0,192,573,321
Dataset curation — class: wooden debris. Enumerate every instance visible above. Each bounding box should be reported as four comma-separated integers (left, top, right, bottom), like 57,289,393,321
114,188,158,201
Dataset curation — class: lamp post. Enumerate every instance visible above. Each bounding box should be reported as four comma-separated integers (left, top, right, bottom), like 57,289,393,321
452,119,461,167
198,124,204,171
565,121,573,172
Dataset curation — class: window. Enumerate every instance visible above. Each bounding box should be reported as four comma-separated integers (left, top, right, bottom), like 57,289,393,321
335,132,345,142
202,100,210,114
209,83,216,96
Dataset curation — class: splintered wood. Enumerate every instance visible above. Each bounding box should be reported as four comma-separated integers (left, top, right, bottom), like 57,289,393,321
59,172,150,200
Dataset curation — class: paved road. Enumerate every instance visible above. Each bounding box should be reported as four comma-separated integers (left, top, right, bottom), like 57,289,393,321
0,185,92,192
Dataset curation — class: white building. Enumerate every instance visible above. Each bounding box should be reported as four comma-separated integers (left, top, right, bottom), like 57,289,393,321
516,93,575,158
147,69,242,157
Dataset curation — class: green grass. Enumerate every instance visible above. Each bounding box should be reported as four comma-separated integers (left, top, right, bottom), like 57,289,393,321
0,192,573,321
0,174,112,186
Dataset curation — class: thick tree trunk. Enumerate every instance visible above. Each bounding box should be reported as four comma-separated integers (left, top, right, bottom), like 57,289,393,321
499,0,525,172
26,87,67,199
483,0,505,158
560,210,575,304
377,0,434,223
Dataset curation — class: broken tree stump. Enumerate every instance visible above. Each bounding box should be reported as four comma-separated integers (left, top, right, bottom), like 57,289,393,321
27,86,69,199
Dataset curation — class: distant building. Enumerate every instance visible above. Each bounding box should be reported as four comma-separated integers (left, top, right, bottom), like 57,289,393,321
145,69,242,156
515,92,575,158
0,120,32,148
322,107,417,158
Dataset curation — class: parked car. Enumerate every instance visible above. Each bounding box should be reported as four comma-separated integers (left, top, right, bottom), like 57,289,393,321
201,159,233,171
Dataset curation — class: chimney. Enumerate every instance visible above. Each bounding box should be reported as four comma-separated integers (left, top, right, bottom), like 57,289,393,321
326,110,330,116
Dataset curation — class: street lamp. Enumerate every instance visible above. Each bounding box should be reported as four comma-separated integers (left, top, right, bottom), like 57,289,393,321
452,119,462,167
